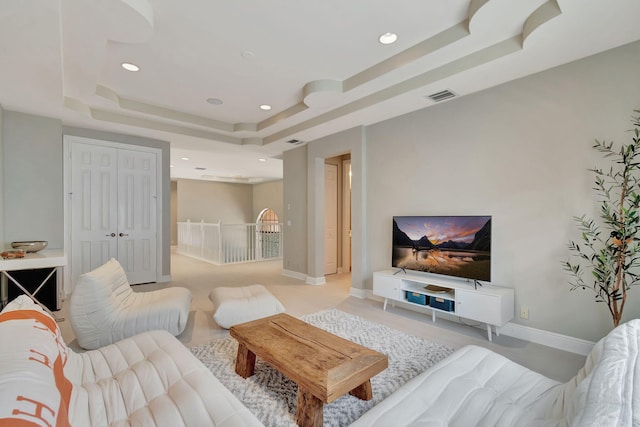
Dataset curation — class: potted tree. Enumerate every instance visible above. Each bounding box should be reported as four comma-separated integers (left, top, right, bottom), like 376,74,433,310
565,110,640,327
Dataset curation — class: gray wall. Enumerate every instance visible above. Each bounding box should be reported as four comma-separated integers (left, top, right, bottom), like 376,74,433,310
369,40,639,342
283,145,308,273
3,111,63,248
176,179,254,223
284,40,640,342
176,178,283,225
252,180,283,222
171,180,178,245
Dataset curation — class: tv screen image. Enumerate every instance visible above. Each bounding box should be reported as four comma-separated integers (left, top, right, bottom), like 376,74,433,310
392,216,491,282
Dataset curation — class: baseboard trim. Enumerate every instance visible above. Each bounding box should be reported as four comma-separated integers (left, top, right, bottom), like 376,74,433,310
280,270,327,285
349,288,369,299
362,294,594,356
499,322,594,356
281,269,307,281
306,276,326,285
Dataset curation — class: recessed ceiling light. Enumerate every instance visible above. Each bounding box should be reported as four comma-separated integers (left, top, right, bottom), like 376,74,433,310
259,104,272,111
378,32,398,45
181,157,189,161
206,98,223,105
121,62,140,72
170,164,175,168
258,158,267,162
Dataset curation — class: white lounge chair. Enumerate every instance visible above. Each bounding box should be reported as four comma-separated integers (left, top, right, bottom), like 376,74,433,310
69,258,192,349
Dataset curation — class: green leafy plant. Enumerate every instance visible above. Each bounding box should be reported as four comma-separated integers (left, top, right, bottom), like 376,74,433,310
564,110,640,327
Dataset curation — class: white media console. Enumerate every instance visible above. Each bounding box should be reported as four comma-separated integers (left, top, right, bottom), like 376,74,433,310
373,270,514,341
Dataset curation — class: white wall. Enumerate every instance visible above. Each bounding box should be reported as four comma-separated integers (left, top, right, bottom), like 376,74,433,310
364,40,640,342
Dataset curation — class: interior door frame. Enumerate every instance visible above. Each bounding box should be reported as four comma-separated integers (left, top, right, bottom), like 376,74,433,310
324,162,338,275
62,135,164,296
342,159,352,273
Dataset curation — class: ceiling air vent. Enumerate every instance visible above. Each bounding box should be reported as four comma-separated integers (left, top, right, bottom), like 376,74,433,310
427,89,456,102
286,139,304,145
194,167,206,170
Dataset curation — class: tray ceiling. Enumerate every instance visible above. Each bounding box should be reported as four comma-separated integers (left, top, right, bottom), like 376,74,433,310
1,0,639,181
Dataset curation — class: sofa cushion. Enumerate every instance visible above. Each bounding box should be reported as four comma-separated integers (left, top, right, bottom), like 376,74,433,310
349,345,562,426
65,330,264,427
0,295,72,427
351,320,640,427
559,319,640,426
1,295,263,427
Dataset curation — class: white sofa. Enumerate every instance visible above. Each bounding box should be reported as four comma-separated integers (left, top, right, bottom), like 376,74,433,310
70,258,192,349
351,319,640,426
0,296,263,427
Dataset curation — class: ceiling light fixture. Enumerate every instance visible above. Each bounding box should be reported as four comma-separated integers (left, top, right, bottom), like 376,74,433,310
206,98,223,105
259,104,272,111
258,158,267,162
378,32,398,45
180,157,189,161
121,62,140,72
170,164,175,168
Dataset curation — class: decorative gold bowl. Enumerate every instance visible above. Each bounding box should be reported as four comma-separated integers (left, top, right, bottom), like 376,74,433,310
11,241,48,253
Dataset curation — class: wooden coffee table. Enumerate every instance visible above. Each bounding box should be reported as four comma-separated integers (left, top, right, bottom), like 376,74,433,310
230,313,388,427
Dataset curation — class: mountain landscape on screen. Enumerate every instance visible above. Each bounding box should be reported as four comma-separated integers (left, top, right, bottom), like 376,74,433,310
392,216,491,281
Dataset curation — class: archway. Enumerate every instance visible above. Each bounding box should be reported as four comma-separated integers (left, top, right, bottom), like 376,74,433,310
256,208,281,258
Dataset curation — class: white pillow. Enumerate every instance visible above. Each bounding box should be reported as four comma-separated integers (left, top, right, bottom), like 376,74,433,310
209,284,285,328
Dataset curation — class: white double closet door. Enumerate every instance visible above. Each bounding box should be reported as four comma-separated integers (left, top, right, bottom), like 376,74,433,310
68,139,158,286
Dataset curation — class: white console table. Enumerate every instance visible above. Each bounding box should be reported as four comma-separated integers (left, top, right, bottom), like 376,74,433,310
373,270,514,341
0,249,67,318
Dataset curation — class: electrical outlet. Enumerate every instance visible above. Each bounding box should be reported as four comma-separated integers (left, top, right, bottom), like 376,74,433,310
520,306,529,320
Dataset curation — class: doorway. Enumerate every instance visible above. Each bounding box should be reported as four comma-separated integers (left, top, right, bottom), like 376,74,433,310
65,136,162,289
257,208,282,259
324,154,352,276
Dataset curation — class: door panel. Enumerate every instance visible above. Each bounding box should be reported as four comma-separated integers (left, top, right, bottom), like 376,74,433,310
71,143,118,286
70,142,157,287
117,149,157,284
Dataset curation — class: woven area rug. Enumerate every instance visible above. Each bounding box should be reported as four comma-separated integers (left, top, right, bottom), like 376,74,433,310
190,309,454,427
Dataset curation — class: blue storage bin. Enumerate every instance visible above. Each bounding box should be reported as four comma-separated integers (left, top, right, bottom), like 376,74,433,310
406,291,428,305
429,296,455,312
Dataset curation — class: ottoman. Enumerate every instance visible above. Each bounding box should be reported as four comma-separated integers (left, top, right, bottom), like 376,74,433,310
209,284,285,328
